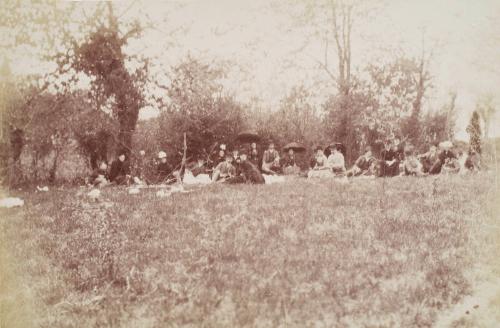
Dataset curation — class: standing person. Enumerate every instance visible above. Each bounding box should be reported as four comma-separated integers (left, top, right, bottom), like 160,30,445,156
326,144,346,176
261,142,281,175
212,154,236,182
282,148,300,175
347,146,375,177
109,153,130,184
249,142,260,167
379,140,399,177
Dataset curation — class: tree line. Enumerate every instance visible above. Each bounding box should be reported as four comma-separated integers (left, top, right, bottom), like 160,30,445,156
0,1,495,186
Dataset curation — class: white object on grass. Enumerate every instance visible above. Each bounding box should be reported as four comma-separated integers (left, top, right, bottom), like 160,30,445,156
156,189,171,198
36,186,49,192
263,175,286,184
87,188,101,201
128,187,140,195
183,171,212,185
0,197,24,208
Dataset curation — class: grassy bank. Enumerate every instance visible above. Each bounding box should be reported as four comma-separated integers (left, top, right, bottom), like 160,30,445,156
1,173,499,327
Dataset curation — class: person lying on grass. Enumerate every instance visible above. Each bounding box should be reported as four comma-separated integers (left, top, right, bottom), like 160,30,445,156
261,142,281,175
212,154,236,182
347,146,376,177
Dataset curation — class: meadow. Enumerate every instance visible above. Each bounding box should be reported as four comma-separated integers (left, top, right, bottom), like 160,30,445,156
1,173,499,327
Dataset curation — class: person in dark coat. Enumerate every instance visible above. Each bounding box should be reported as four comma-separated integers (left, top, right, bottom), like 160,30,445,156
227,150,265,184
347,146,376,177
427,141,457,174
464,150,481,172
211,144,226,168
379,140,399,177
419,145,440,174
190,157,208,177
90,161,109,187
248,142,260,166
282,148,301,175
261,142,281,175
109,153,130,184
155,150,173,183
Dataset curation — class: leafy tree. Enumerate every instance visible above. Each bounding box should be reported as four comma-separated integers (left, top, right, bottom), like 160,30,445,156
466,111,482,154
65,4,147,157
476,93,496,139
154,57,246,163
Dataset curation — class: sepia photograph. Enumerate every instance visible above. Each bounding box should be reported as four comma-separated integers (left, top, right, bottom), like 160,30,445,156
1,0,499,327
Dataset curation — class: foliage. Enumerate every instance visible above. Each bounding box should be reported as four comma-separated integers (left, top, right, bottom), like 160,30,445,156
466,111,482,154
153,57,246,163
68,9,147,157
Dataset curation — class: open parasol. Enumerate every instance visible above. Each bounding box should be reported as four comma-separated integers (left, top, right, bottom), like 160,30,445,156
236,131,261,143
283,142,306,152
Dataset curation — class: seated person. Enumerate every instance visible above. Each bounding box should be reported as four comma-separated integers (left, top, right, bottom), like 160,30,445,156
402,146,424,176
183,157,211,184
308,147,332,178
109,153,130,185
379,140,400,177
464,150,481,172
155,151,173,183
419,145,440,174
430,141,458,174
90,161,109,187
211,144,226,168
131,150,147,182
326,144,346,176
282,149,301,175
227,150,265,184
347,146,375,177
248,142,260,166
261,142,281,175
212,154,236,182
190,157,208,177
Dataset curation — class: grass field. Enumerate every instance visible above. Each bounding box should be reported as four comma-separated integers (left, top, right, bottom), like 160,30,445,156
1,173,499,327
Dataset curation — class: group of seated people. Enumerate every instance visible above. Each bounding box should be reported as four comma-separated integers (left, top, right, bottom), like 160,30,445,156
89,138,482,187
346,139,481,178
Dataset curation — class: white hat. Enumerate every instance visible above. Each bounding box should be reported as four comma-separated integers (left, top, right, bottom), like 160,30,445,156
158,151,167,159
220,144,226,150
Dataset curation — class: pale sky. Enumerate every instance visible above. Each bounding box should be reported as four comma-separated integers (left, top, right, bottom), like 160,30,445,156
7,0,500,140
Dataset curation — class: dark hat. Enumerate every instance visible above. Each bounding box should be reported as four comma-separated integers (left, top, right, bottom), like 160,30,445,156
314,146,323,152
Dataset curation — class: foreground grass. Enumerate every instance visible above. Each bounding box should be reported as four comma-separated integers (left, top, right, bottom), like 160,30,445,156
1,173,499,327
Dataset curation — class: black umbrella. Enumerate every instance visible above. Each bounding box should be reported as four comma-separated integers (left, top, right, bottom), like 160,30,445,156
236,131,260,143
283,142,306,152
